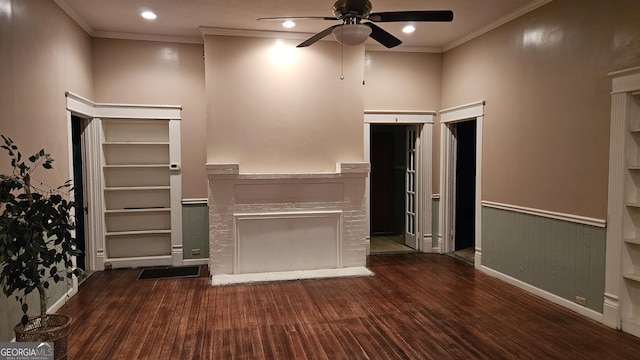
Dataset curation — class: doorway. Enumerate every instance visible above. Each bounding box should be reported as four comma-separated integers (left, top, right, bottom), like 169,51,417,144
452,120,476,264
369,124,416,254
439,100,484,268
71,115,87,271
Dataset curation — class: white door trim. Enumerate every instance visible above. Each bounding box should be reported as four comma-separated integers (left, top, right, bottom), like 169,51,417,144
439,101,484,268
66,92,105,271
364,111,434,254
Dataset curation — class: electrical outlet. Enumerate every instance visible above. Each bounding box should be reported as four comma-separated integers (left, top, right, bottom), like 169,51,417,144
191,248,201,256
576,296,587,306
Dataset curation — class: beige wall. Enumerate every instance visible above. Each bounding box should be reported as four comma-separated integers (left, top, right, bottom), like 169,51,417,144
0,0,93,341
0,0,93,183
441,0,640,219
364,51,442,111
92,38,207,199
205,36,364,173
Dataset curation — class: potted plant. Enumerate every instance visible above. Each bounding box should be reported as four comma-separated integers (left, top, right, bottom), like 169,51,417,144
0,135,81,359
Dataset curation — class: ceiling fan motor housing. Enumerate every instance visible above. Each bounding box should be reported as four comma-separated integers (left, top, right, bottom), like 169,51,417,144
333,0,372,19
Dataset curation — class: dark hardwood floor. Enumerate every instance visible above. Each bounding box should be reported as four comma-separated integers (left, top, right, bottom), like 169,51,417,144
60,254,640,359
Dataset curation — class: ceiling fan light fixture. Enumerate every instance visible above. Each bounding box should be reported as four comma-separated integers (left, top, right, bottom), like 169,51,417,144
332,24,372,46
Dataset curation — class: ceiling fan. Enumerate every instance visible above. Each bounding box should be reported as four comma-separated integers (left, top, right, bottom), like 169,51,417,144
258,0,453,49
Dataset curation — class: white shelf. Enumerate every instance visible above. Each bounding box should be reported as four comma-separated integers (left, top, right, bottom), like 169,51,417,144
105,208,170,214
106,229,172,237
104,186,171,191
103,141,170,145
107,255,172,262
624,238,640,245
623,274,640,283
105,256,173,269
104,164,169,168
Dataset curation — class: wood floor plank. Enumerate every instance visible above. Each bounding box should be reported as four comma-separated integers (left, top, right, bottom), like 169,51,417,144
59,254,640,359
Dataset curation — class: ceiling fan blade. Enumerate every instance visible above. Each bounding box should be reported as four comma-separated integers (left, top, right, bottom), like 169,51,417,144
345,0,370,14
363,22,402,48
257,16,337,21
368,10,454,22
297,24,341,48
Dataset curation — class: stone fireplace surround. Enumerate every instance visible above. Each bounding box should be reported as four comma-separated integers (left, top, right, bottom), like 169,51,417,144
206,163,372,285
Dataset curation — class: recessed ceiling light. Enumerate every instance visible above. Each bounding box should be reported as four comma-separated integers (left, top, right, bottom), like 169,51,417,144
402,25,416,34
141,11,157,20
282,20,296,29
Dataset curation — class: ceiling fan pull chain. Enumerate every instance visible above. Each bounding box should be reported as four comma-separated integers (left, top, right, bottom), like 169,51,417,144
340,27,345,80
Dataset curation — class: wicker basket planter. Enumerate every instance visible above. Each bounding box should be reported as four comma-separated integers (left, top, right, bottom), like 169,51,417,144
14,314,71,360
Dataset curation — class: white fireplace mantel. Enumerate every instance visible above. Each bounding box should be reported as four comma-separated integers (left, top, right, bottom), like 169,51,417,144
206,162,372,285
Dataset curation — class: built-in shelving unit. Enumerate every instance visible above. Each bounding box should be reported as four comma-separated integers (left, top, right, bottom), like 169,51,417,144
621,91,640,336
608,67,640,338
101,118,181,268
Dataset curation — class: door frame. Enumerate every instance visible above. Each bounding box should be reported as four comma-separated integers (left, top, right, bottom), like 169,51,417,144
66,93,104,271
364,110,434,254
439,101,484,269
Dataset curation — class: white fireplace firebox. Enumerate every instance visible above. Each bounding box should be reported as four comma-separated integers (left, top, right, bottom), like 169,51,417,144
206,163,372,285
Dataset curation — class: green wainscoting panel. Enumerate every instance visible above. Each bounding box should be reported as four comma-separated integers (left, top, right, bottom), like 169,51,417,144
482,206,606,313
182,203,209,259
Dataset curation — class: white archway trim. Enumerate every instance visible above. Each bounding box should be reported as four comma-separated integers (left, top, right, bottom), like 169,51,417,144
439,101,484,269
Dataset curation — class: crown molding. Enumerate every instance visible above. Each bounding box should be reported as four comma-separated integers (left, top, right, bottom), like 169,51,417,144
200,27,311,41
364,44,443,53
53,0,94,34
92,31,204,44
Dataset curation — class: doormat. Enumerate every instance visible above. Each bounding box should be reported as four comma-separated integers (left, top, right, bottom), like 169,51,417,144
137,266,201,280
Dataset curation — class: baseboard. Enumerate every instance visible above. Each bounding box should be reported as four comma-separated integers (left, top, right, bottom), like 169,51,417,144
480,265,604,323
182,258,209,266
421,236,433,253
50,286,78,314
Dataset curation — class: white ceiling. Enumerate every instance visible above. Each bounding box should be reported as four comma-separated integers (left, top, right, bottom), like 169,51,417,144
54,0,550,52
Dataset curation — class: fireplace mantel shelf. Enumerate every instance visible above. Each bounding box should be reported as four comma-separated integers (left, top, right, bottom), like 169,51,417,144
205,163,370,179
